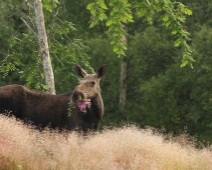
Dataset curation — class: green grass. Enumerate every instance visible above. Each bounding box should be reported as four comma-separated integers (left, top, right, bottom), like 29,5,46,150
0,115,212,170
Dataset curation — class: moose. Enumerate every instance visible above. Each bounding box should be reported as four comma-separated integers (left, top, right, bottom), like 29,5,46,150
0,64,106,133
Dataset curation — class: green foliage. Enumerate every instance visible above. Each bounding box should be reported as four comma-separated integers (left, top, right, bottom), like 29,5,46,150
87,0,108,27
88,0,133,57
135,0,193,68
0,61,20,78
67,101,75,117
7,31,48,91
42,0,59,13
135,25,212,144
87,0,193,66
0,0,90,93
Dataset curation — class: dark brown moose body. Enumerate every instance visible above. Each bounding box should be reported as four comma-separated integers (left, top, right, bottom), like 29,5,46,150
0,65,106,133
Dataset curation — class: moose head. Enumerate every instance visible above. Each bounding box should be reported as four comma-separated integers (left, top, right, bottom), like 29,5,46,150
72,64,106,113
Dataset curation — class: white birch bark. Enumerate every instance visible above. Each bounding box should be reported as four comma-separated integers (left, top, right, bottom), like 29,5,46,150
34,0,55,94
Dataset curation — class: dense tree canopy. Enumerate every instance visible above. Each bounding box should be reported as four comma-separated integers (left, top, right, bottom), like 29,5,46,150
1,0,212,144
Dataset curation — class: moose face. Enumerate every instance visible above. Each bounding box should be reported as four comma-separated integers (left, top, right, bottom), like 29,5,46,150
75,74,101,100
72,65,106,111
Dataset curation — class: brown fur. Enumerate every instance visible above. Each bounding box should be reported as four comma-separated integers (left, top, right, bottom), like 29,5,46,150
0,65,106,133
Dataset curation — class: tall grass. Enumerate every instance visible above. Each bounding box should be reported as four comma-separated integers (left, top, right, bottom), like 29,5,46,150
0,115,212,170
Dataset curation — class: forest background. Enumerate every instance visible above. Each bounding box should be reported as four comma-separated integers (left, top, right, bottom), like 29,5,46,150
0,0,212,145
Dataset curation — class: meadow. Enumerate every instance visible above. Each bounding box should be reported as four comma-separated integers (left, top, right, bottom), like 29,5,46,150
0,114,212,170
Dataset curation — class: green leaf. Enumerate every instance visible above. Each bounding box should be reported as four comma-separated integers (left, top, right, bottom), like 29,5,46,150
162,14,169,21
174,39,181,47
171,30,178,35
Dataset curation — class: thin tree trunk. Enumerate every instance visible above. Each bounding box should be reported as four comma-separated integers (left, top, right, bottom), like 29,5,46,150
119,58,127,108
34,0,55,94
119,26,128,109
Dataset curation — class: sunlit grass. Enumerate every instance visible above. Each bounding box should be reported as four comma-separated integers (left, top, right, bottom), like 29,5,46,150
0,114,212,170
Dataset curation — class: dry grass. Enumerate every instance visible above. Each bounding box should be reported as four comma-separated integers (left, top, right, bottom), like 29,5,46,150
0,115,212,170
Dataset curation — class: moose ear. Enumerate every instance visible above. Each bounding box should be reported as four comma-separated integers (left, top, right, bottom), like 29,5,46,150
97,65,106,78
74,64,87,78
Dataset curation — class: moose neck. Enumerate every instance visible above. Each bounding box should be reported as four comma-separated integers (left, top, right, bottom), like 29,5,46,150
92,94,104,109
90,94,104,118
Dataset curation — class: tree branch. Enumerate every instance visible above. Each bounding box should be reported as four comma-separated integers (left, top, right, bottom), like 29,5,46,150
20,17,37,38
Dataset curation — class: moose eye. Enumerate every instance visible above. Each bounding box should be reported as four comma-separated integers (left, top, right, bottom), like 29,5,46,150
90,81,95,86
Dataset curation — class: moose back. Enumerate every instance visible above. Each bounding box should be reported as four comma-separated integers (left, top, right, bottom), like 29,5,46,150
0,65,106,133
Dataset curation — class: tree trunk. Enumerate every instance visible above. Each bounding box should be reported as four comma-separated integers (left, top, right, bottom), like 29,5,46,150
119,26,128,109
119,58,127,109
34,0,55,94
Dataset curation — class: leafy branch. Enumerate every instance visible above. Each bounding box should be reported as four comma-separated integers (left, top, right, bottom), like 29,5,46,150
88,0,133,57
87,0,193,67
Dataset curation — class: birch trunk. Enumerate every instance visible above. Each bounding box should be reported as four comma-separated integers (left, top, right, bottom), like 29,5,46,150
34,0,55,94
119,26,128,109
